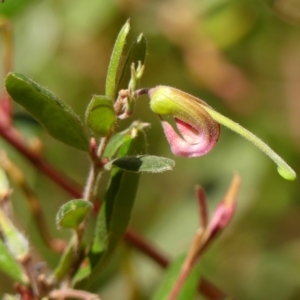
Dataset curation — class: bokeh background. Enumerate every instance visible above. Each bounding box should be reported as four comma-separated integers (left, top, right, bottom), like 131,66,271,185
1,0,300,299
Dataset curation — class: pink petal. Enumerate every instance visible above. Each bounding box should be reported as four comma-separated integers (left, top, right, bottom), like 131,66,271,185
161,118,219,158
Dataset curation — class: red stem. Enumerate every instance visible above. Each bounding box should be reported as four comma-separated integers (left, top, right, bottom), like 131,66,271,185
123,228,169,268
0,121,226,300
0,124,83,197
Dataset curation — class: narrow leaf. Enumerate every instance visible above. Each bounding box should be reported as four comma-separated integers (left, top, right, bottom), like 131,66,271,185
152,254,200,300
56,199,93,229
5,73,89,151
106,155,175,173
0,238,28,284
85,95,116,137
71,261,91,286
117,33,147,91
105,19,130,100
86,123,147,287
52,236,77,281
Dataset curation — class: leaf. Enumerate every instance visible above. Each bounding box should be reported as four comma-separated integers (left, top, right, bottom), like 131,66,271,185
52,236,77,281
84,123,147,288
103,121,150,159
71,261,91,286
105,19,130,100
85,95,116,137
0,238,28,284
106,155,175,173
56,199,93,229
5,73,89,152
117,33,147,91
152,254,201,300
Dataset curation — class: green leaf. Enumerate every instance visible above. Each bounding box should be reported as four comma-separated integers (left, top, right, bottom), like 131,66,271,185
85,123,147,288
106,155,175,173
56,199,93,229
105,19,130,100
71,261,91,286
0,238,28,284
152,254,201,300
5,72,89,152
52,236,77,281
104,121,150,159
117,33,147,91
85,95,116,137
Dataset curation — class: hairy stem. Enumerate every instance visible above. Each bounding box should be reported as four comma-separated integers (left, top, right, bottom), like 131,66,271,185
203,106,296,181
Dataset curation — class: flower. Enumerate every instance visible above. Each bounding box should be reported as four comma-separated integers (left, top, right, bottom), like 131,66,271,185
148,85,296,180
149,86,220,158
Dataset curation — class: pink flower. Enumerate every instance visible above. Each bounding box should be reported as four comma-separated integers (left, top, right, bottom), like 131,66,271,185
148,86,220,157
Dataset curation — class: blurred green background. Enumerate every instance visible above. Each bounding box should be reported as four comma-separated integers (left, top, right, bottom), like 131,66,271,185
1,0,300,299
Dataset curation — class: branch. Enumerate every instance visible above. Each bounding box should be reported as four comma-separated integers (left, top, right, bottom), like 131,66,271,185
0,123,83,197
0,121,227,300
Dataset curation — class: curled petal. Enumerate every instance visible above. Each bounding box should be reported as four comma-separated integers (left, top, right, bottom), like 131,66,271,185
161,117,219,157
149,86,220,158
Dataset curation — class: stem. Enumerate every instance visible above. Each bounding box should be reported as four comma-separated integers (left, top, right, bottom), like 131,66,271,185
135,88,150,97
97,132,113,158
123,229,170,268
74,132,115,278
195,185,208,228
0,122,227,300
168,229,204,300
0,123,83,197
0,18,13,126
82,163,99,202
21,255,41,298
203,106,296,181
83,131,114,203
125,229,227,300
